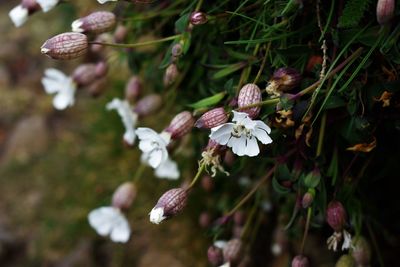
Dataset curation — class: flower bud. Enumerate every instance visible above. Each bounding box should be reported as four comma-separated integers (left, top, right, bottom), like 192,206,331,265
163,64,179,86
165,111,194,139
114,24,128,43
87,77,107,97
41,32,88,60
72,11,116,34
133,94,162,117
238,83,262,118
271,67,301,91
377,0,395,25
207,245,224,266
190,11,208,25
326,200,347,232
302,189,315,209
195,107,228,129
351,237,371,267
72,64,97,87
171,43,183,57
21,0,40,13
112,182,137,210
335,255,355,267
199,212,212,228
149,188,188,224
95,61,108,77
223,238,243,265
125,76,142,102
291,255,310,267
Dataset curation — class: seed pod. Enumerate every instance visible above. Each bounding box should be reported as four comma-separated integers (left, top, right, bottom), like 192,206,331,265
72,11,116,34
41,32,88,60
335,255,355,267
163,64,179,86
95,61,108,77
190,11,208,25
238,83,262,119
223,238,243,265
133,94,162,117
195,107,228,129
291,255,310,267
72,64,97,87
165,111,195,139
326,200,347,232
114,24,128,43
112,182,137,210
207,245,224,266
125,76,142,102
351,237,371,267
377,0,395,25
272,67,301,91
149,188,188,224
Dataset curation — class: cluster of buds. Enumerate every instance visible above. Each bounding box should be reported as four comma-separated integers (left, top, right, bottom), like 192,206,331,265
266,67,302,97
291,255,310,267
238,83,262,118
376,0,395,25
9,0,60,27
164,111,195,140
326,200,352,251
72,11,116,34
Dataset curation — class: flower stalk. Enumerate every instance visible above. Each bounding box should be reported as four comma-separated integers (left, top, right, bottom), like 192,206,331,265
89,34,181,48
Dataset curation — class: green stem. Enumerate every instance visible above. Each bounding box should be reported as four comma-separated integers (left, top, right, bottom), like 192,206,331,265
195,0,204,11
237,98,280,110
189,163,206,188
316,113,327,157
300,207,312,254
133,164,146,183
89,35,181,49
253,43,270,84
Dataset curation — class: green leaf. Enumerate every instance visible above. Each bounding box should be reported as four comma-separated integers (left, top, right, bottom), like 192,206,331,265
272,176,291,194
303,172,321,188
188,92,226,109
327,148,339,186
212,62,246,80
337,0,371,28
175,13,190,33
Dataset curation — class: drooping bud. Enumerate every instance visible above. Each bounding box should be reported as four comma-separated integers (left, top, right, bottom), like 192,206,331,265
195,107,228,129
376,0,395,25
207,245,224,266
272,67,301,91
302,189,315,209
291,255,310,267
87,77,107,97
95,61,108,77
351,237,371,267
72,64,97,87
223,238,243,265
163,64,179,86
72,11,116,34
149,188,188,224
133,94,162,117
335,255,355,267
41,32,88,60
114,24,128,43
190,11,208,25
171,43,183,57
326,200,347,232
125,76,142,102
165,111,195,139
238,83,262,118
112,182,137,210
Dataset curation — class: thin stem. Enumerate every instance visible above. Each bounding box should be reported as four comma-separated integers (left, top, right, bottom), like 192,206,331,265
89,35,181,49
253,43,270,84
237,98,280,110
189,163,206,188
300,207,312,253
195,0,204,11
316,113,327,157
133,164,146,183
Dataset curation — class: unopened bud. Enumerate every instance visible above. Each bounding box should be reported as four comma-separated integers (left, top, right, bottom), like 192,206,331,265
326,200,347,232
133,94,162,117
149,188,188,224
207,245,224,266
41,32,88,60
272,67,301,91
223,238,243,265
72,11,116,34
165,111,194,139
163,64,179,86
112,182,137,210
302,189,315,208
351,237,371,267
190,11,208,25
195,107,228,129
21,0,40,13
335,255,355,267
72,64,97,87
291,255,310,267
377,0,395,25
171,43,183,57
114,24,128,43
125,76,142,102
238,83,262,118
95,61,108,77
87,77,107,97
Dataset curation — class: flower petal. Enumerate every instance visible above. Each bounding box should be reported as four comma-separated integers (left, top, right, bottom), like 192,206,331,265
107,98,138,145
88,207,119,237
231,111,248,123
244,136,260,157
37,0,59,12
110,214,131,243
229,135,247,156
210,123,234,145
155,158,180,180
147,149,163,168
9,5,28,27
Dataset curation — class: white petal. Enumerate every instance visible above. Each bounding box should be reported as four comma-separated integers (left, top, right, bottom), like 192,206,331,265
97,0,118,3
110,215,131,243
255,120,272,134
136,127,159,141
107,98,138,145
253,121,273,144
88,207,119,237
37,0,59,12
214,240,227,249
341,230,352,250
139,139,155,153
149,207,166,224
41,68,70,94
210,123,234,145
147,150,163,169
71,19,84,32
228,135,247,156
231,111,249,123
51,81,76,110
155,158,180,180
244,136,260,157
9,5,28,27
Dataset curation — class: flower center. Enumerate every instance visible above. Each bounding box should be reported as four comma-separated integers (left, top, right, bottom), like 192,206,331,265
232,124,250,138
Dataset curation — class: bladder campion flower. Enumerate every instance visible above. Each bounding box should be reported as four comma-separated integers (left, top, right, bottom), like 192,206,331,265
41,68,76,110
136,128,171,168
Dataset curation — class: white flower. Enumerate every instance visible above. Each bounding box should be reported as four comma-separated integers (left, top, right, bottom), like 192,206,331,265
97,0,118,4
71,19,84,33
41,68,76,110
219,263,230,267
149,207,166,224
136,128,171,169
327,230,352,251
342,230,352,250
36,0,59,12
106,98,138,145
9,5,29,27
154,158,180,180
210,111,272,157
214,240,228,249
88,206,130,243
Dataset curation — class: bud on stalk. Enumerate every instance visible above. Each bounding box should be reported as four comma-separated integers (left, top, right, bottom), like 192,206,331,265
163,64,179,86
171,43,183,57
133,94,162,117
165,111,195,139
208,245,224,266
190,11,208,25
114,24,128,43
223,238,243,265
112,182,137,210
125,76,142,102
326,201,347,232
72,11,116,34
195,107,228,129
149,188,188,224
95,61,108,77
87,77,107,97
291,255,310,267
302,191,314,209
376,0,395,25
272,67,301,91
41,32,88,60
72,64,97,87
238,83,262,119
